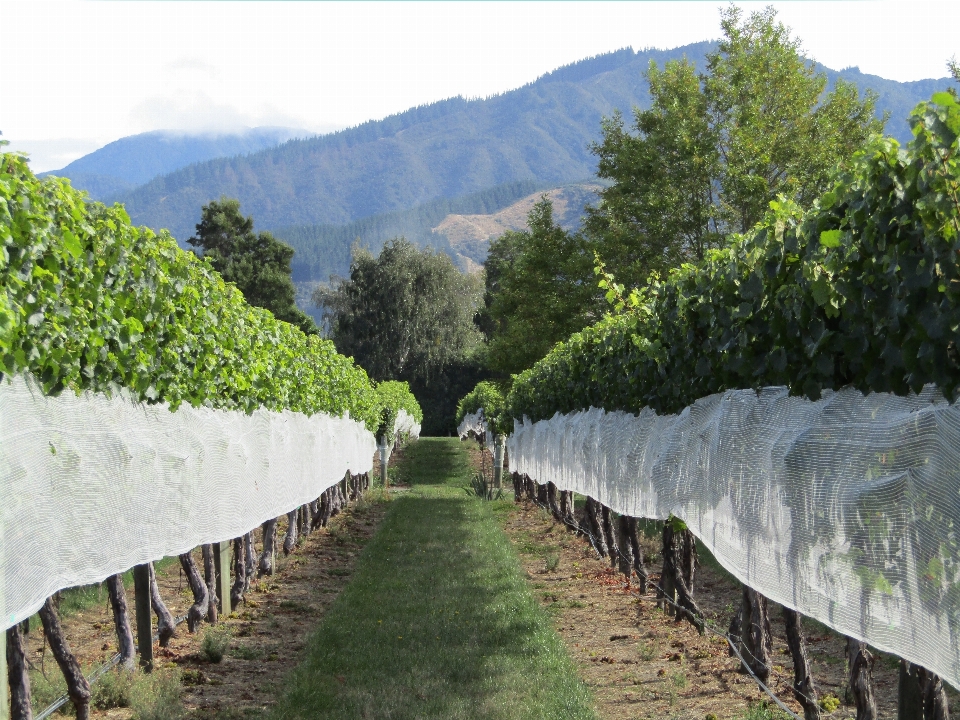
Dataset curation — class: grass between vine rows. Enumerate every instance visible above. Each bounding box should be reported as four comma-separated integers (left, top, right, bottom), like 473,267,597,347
267,437,597,720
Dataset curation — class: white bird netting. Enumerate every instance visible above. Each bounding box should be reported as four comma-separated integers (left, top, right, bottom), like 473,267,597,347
380,409,421,466
0,373,376,631
508,386,960,689
457,410,495,453
393,409,421,443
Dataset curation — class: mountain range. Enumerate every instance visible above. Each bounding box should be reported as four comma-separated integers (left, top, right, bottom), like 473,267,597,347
43,127,313,200
43,44,952,288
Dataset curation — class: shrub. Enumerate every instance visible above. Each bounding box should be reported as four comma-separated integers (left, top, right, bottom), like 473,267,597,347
130,667,184,720
201,625,231,663
92,667,135,709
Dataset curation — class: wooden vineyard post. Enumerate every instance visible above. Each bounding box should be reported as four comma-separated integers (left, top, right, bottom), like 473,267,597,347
1,626,9,720
214,541,232,617
493,438,504,490
133,564,153,672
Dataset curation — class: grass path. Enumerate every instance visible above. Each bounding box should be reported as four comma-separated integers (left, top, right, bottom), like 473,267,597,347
268,437,597,720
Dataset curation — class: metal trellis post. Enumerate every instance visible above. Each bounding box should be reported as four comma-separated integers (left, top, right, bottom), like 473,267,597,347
493,437,504,490
379,436,389,488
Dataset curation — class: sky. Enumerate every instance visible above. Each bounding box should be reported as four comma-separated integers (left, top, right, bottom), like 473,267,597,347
2,0,958,172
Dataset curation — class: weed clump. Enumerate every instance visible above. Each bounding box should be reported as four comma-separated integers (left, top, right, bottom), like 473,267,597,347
201,625,231,663
740,700,792,720
130,667,184,720
92,667,135,708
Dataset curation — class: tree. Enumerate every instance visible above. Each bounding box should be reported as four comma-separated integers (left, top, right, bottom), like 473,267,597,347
315,238,484,432
188,197,316,334
586,5,883,290
584,58,719,285
481,196,599,377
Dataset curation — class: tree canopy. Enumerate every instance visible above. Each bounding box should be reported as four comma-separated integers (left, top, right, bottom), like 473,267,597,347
479,6,884,380
314,238,484,432
585,5,883,290
480,197,598,377
188,197,316,334
315,238,482,382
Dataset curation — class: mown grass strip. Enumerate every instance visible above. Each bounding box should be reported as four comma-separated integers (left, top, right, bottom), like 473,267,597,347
269,437,596,720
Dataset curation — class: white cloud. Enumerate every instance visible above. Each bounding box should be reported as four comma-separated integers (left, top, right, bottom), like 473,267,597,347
129,92,260,135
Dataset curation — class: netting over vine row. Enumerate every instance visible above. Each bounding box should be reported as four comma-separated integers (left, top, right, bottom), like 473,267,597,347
457,410,496,453
507,386,960,689
382,409,421,465
0,374,376,632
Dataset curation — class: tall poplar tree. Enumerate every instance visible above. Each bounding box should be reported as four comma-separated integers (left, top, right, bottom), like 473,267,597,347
586,5,884,290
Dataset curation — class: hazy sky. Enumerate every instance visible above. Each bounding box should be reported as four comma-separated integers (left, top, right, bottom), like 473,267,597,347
3,0,957,171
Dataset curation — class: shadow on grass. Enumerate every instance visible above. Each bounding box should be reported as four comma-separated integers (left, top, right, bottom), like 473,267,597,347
269,439,594,720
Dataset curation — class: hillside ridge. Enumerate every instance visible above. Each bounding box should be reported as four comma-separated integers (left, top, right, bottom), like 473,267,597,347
68,44,951,253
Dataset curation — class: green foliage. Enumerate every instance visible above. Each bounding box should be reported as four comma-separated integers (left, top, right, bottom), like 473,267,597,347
28,667,68,713
481,197,600,376
188,197,317,334
485,8,881,380
407,355,491,437
586,5,882,291
507,93,960,423
375,379,423,438
739,700,792,720
455,380,510,436
704,6,882,231
200,624,232,663
92,667,136,709
316,238,483,432
0,153,382,432
467,471,503,501
586,58,718,283
317,238,482,383
129,667,184,720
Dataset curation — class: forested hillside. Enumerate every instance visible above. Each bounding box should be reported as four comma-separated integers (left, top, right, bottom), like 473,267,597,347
275,180,598,282
109,43,943,245
42,126,312,200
